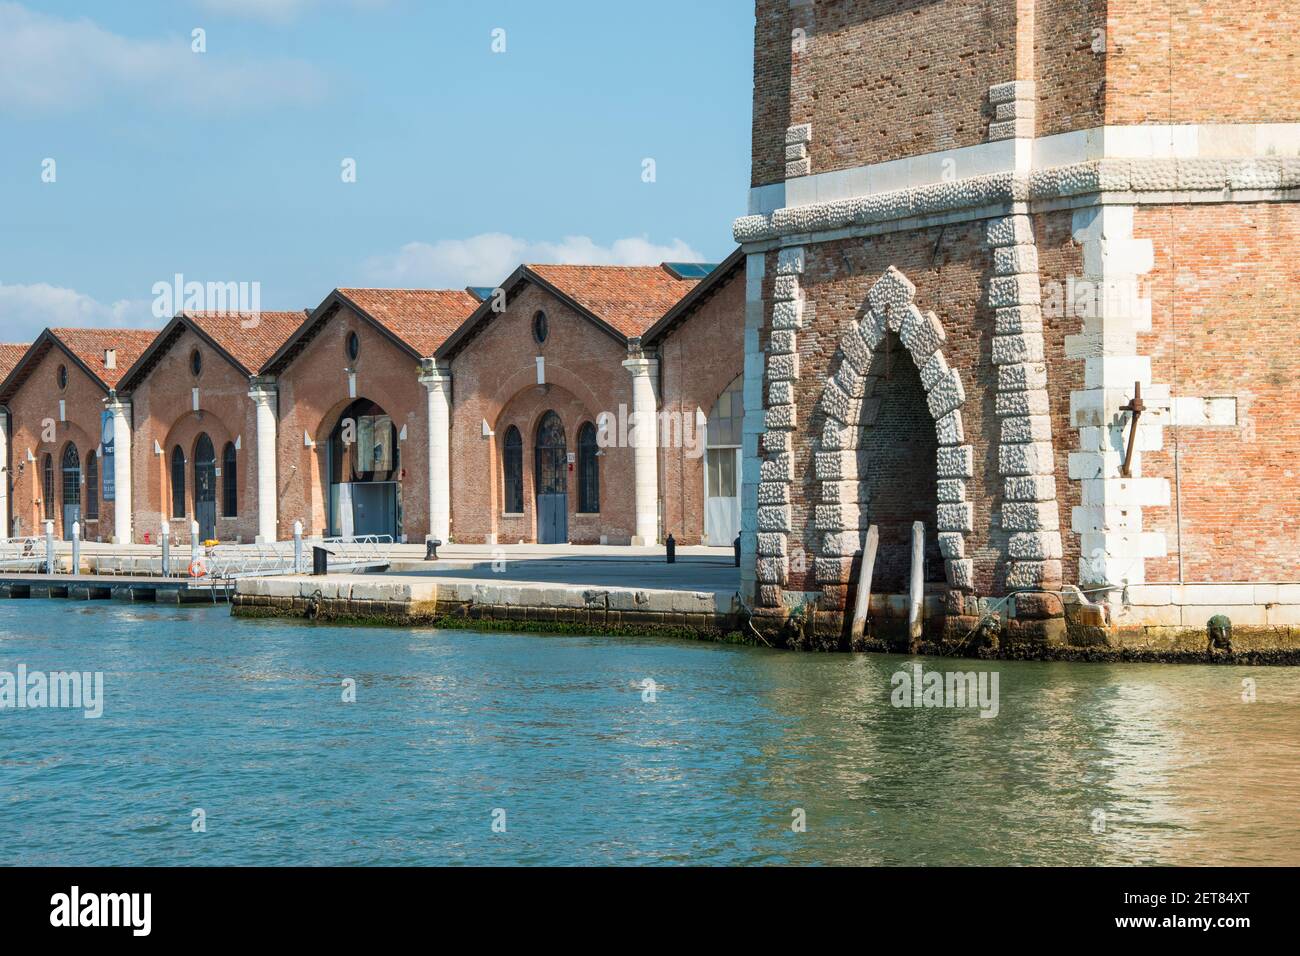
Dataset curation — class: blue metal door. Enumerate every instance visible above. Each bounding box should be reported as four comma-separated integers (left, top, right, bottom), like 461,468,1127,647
535,412,568,544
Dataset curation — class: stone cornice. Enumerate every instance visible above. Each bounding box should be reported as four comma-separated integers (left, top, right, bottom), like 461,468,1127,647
734,159,1300,245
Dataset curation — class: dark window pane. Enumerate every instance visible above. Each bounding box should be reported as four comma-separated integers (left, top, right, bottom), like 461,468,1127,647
503,426,524,513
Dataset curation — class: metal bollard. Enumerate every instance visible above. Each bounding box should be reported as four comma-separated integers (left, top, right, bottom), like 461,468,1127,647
44,520,55,575
312,546,332,576
161,524,171,577
72,521,81,575
425,538,441,561
666,532,676,564
734,534,741,568
293,521,304,574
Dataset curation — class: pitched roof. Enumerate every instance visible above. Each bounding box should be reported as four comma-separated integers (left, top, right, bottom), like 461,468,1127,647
261,288,481,375
336,289,481,357
642,248,745,346
523,264,700,339
48,328,159,389
436,262,704,361
182,311,308,373
0,327,159,404
0,344,30,382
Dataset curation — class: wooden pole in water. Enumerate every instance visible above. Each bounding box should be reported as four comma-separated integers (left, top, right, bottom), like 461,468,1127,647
850,525,879,642
908,521,925,646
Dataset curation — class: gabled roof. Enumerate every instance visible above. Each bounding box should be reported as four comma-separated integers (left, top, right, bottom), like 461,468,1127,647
437,263,702,361
0,327,158,404
0,344,30,382
118,310,306,393
261,288,479,376
642,248,745,347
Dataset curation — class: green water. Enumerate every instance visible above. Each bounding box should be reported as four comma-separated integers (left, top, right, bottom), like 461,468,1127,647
0,602,1296,865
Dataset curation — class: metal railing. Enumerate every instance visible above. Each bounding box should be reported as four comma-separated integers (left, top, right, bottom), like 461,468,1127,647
0,537,46,571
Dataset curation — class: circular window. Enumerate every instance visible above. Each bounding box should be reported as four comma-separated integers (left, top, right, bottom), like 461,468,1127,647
56,364,67,390
346,331,360,362
190,348,203,377
532,311,548,344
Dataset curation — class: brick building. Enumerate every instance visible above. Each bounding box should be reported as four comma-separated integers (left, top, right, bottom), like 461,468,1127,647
735,0,1300,640
0,258,744,550
438,262,714,546
117,310,305,545
0,328,157,542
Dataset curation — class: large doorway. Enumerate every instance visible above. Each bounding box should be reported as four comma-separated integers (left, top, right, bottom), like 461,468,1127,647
194,434,217,541
328,399,400,540
704,376,743,547
60,444,81,541
535,411,567,544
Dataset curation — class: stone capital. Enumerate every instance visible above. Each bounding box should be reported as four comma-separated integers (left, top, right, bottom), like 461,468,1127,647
622,357,659,378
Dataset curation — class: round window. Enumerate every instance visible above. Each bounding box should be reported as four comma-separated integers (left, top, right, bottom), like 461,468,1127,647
532,311,548,344
346,331,360,362
190,348,203,377
57,364,67,390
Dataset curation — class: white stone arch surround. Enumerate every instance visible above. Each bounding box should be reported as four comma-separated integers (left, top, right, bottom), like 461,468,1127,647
813,266,976,595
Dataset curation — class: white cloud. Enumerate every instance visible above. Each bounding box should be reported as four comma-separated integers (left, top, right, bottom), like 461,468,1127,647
0,282,154,343
0,2,326,113
362,234,708,289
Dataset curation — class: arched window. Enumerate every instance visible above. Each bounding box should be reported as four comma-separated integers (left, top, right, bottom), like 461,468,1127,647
222,443,237,517
171,446,186,519
61,444,81,531
42,454,54,521
86,453,100,520
503,426,524,514
577,422,599,513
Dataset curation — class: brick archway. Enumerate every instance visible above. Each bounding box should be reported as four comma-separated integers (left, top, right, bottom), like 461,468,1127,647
814,266,975,596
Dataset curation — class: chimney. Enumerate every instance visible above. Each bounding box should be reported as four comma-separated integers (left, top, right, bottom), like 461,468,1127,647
104,348,117,370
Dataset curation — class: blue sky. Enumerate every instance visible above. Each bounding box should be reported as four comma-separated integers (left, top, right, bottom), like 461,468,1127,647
0,0,754,341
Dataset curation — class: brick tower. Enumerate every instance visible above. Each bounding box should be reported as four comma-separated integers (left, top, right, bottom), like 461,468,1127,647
736,1,1300,653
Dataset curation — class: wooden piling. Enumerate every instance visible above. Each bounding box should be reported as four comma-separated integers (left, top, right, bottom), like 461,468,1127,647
908,521,924,646
850,525,879,643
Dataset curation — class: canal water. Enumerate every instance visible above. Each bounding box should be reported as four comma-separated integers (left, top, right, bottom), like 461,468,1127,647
1,602,1297,866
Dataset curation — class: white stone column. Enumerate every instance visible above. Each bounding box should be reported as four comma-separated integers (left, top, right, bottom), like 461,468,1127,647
107,397,133,544
249,383,279,544
622,356,660,546
419,363,452,543
0,408,9,540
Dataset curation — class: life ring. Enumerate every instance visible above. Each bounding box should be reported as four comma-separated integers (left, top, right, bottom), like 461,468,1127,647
188,558,209,578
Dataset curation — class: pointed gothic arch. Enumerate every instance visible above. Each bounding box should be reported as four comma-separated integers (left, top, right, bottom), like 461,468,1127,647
813,266,975,595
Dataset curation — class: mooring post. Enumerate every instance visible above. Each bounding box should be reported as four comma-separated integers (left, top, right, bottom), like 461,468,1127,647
908,521,925,647
161,523,170,577
734,534,741,568
71,520,81,575
190,520,200,571
293,521,304,574
850,524,879,643
44,519,55,575
666,533,676,564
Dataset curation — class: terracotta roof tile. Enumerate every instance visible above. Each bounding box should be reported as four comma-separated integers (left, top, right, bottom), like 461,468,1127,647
49,328,160,389
525,264,699,338
0,343,30,381
337,288,481,356
181,311,307,372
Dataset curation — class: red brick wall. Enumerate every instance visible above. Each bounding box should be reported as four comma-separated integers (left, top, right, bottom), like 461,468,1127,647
752,0,1019,187
6,346,117,541
274,307,428,541
656,266,746,545
447,284,637,544
1139,202,1300,582
129,328,261,544
1035,0,1106,136
1106,2,1299,126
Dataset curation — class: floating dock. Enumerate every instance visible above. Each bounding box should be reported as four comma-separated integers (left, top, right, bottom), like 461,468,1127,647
0,573,227,603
